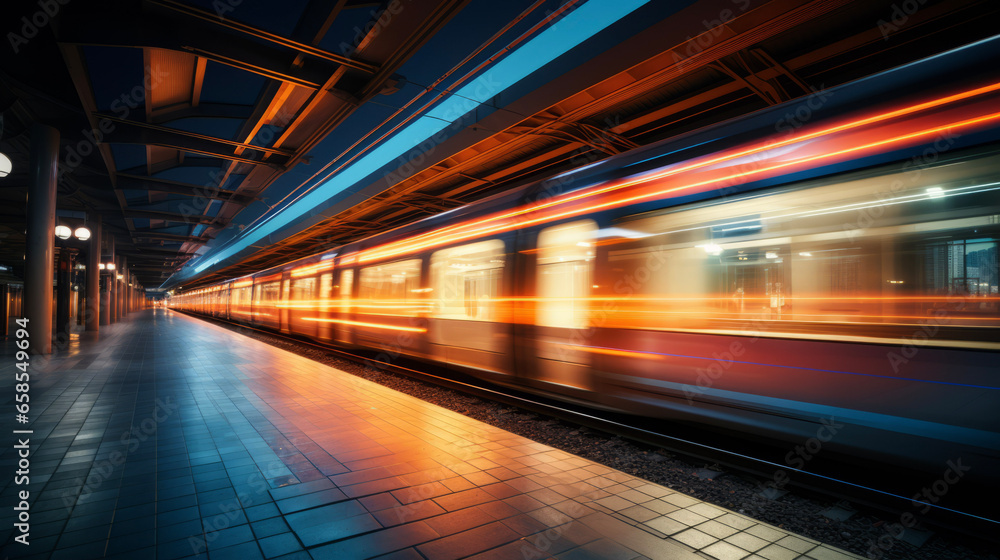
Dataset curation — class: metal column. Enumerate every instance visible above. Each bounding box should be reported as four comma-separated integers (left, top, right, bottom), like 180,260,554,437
120,256,128,318
0,284,8,337
55,248,71,340
115,256,123,321
102,233,114,325
24,124,58,354
86,214,101,331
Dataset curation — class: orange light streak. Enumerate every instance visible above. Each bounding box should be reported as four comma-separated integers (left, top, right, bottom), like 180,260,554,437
291,261,335,277
356,97,1000,264
301,318,426,332
564,345,661,359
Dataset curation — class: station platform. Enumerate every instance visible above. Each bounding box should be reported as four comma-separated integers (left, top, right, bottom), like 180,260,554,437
1,309,864,560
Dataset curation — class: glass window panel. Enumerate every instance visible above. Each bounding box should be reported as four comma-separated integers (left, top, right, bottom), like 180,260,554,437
358,260,422,316
537,221,596,329
431,240,504,321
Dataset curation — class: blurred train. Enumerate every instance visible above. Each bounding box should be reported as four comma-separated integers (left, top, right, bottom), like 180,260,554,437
172,38,1000,485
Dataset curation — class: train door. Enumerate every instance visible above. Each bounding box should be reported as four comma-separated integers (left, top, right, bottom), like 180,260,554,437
532,220,597,389
334,269,354,345
288,274,318,338
428,239,511,374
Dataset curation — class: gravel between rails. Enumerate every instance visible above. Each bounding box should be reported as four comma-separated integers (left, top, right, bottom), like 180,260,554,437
212,317,996,560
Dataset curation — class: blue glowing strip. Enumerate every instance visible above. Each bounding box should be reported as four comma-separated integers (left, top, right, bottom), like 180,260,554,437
612,371,1000,449
582,344,1000,390
190,0,650,275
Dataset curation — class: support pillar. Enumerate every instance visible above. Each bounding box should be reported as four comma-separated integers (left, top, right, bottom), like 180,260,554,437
55,248,71,339
121,256,128,317
110,243,117,324
86,214,101,332
115,256,123,322
1,284,8,337
101,232,113,325
24,124,58,354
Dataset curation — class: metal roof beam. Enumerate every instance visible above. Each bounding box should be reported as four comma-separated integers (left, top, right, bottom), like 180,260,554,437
95,117,287,167
123,209,217,224
150,103,255,124
116,173,251,203
147,0,379,74
56,8,346,90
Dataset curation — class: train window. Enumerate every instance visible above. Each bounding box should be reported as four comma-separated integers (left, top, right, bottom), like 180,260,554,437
291,277,316,302
358,260,421,315
431,240,504,321
320,273,333,301
610,155,1000,336
537,220,596,329
339,269,354,307
921,238,999,296
256,281,281,304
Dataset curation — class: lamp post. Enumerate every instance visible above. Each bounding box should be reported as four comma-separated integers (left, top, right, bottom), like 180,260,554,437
52,222,93,343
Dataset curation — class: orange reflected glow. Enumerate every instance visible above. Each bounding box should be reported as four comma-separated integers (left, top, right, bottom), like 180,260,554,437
564,345,661,359
302,318,426,332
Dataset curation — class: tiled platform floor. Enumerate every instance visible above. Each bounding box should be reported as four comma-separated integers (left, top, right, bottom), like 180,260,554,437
1,309,864,560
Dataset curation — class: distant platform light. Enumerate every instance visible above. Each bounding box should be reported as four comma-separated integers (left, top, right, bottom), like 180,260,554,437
55,225,72,239
926,186,944,198
74,227,91,240
0,152,11,177
98,263,106,270
105,262,116,271
697,243,722,256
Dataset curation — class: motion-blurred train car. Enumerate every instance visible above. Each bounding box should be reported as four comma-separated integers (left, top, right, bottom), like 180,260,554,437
172,38,1000,484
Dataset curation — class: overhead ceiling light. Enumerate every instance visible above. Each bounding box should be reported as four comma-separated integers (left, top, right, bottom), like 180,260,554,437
0,152,11,178
74,227,91,240
926,186,944,198
55,225,72,239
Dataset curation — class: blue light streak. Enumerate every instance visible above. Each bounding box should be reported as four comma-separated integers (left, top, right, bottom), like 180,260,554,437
188,0,650,276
